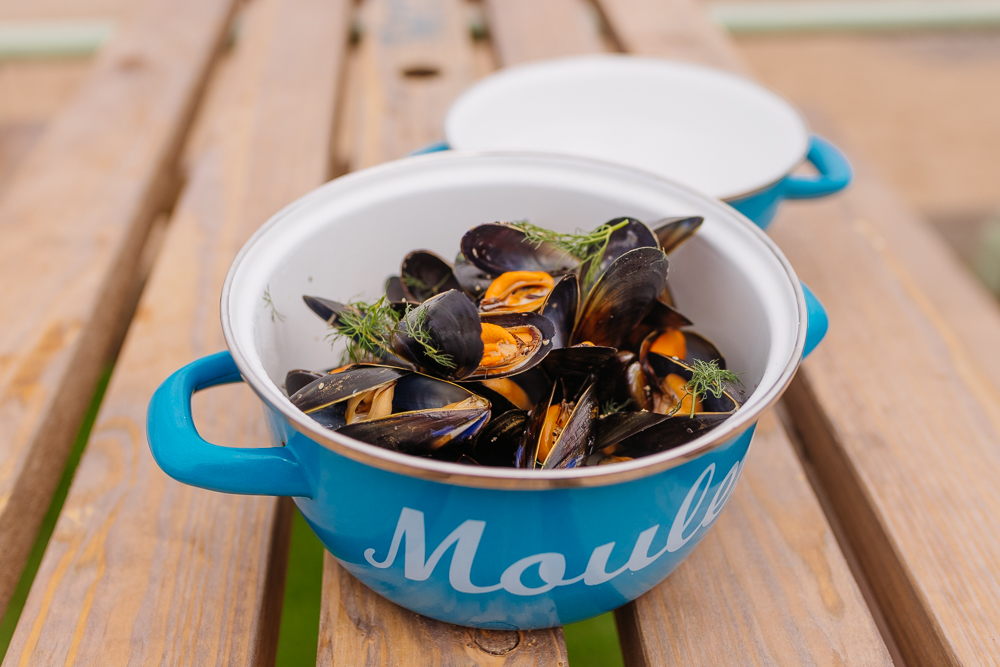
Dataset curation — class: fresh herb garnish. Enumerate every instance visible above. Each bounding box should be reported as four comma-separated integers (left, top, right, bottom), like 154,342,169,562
406,306,457,369
327,295,402,364
670,359,743,417
400,272,451,297
601,398,633,417
509,219,630,288
326,296,455,369
263,286,286,323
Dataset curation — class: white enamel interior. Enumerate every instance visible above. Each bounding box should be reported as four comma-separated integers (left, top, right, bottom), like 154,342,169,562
223,152,805,483
445,55,810,201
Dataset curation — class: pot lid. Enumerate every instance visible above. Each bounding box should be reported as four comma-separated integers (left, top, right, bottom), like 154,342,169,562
445,55,810,201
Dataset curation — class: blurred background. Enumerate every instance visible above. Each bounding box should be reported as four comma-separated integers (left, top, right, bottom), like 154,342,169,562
2,0,998,292
0,0,996,664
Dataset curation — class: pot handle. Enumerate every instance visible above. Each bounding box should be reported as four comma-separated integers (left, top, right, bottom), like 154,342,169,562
784,136,852,200
802,282,828,359
147,351,313,498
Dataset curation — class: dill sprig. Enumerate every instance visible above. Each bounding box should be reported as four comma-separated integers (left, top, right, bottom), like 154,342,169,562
401,272,451,297
406,306,456,369
670,359,744,417
325,296,456,370
509,219,630,288
601,398,633,417
263,286,285,323
327,295,402,364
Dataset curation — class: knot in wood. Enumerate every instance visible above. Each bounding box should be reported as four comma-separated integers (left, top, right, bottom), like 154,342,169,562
471,629,520,655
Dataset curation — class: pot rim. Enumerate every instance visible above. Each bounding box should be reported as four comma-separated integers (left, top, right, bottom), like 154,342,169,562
221,151,807,490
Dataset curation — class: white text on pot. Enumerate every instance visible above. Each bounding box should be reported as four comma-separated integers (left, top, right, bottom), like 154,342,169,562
364,459,742,596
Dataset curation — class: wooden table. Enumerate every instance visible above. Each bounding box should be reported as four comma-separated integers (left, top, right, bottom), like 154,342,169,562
1,0,998,664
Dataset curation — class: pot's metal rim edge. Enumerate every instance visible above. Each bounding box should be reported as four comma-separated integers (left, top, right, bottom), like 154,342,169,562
442,53,812,204
220,151,808,491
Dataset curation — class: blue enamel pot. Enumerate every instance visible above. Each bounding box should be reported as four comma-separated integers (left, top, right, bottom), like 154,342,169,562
147,152,828,630
440,55,852,229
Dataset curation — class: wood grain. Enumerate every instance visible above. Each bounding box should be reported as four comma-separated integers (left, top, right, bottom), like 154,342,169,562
615,413,892,667
320,559,568,666
596,0,749,74
598,0,1000,664
483,0,602,66
351,0,476,169
318,0,568,662
0,0,237,619
1,0,352,663
479,2,893,664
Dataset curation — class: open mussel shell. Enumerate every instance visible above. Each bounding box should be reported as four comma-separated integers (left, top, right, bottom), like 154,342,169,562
392,290,484,381
338,373,491,453
597,350,653,412
461,368,546,412
384,276,411,303
400,250,463,302
645,353,743,413
627,299,694,352
290,365,409,413
539,274,578,350
285,369,324,397
517,382,598,469
652,216,703,254
471,409,529,467
453,253,494,298
541,344,617,396
461,223,576,276
303,295,349,325
467,311,556,380
571,247,669,348
640,328,726,369
579,217,659,294
594,410,670,451
600,412,731,460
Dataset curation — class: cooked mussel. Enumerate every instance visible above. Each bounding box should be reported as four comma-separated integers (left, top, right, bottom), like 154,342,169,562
540,274,579,349
461,223,576,276
642,329,725,368
471,409,529,467
479,271,554,314
652,216,703,254
290,365,491,454
471,311,555,380
400,250,463,302
392,290,484,380
578,217,659,294
516,382,598,469
643,353,742,416
571,247,669,348
285,369,325,396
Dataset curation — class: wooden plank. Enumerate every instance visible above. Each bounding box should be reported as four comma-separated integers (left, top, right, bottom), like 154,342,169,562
599,0,1000,664
0,0,236,619
317,1,568,662
481,3,892,664
1,0,352,663
596,0,749,74
351,0,476,168
615,413,893,666
320,561,569,666
482,0,602,66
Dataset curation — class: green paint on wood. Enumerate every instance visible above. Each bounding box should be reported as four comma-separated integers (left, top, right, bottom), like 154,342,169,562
0,366,113,662
275,509,325,667
563,612,626,667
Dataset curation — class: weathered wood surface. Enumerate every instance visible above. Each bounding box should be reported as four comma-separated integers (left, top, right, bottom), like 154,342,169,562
1,0,351,663
486,1,893,664
351,0,475,168
482,0,601,67
597,0,1000,664
0,0,237,619
320,563,568,666
614,414,893,667
317,0,568,662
